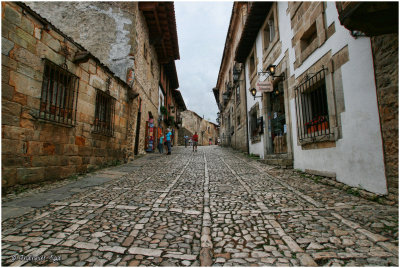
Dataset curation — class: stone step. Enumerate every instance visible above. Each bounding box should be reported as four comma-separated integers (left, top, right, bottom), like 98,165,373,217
258,158,293,168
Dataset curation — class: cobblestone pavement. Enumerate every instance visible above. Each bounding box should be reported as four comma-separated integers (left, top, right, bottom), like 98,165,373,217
2,146,398,266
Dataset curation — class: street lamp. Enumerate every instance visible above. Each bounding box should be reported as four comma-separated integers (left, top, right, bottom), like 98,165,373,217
267,64,276,76
258,64,285,80
249,87,262,100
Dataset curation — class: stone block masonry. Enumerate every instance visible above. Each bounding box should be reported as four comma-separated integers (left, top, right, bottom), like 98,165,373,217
371,33,398,198
27,2,164,158
2,2,130,187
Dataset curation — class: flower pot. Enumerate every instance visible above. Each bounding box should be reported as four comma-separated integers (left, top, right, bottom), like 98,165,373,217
307,121,328,133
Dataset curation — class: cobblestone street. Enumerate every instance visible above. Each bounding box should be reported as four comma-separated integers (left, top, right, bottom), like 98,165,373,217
2,146,398,266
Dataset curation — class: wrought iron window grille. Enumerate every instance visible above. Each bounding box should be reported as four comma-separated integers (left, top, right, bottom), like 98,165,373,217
93,88,116,137
295,67,332,143
39,59,79,126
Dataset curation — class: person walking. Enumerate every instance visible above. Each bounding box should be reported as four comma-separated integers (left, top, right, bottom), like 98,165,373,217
192,132,198,152
158,133,164,154
165,128,172,155
184,135,188,148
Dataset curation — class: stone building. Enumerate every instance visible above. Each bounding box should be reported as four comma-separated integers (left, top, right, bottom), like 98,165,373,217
230,1,397,196
2,2,182,187
25,1,181,159
158,61,186,147
214,2,249,153
179,110,219,146
2,2,130,187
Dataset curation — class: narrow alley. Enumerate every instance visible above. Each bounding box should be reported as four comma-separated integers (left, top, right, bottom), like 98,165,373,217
2,146,398,266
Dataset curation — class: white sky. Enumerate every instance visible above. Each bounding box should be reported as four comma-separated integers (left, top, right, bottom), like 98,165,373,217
175,1,233,124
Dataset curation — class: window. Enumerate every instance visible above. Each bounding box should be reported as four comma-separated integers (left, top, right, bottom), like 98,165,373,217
295,68,330,142
300,22,317,52
236,84,240,104
237,115,241,126
250,108,258,137
249,104,262,142
263,18,275,49
262,5,278,56
94,89,116,136
249,51,255,75
39,59,79,126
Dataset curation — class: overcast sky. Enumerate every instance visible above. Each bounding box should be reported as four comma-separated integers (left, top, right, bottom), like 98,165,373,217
175,1,233,124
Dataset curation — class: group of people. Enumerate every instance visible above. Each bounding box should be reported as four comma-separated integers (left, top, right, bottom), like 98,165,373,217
158,128,172,155
157,130,221,155
157,130,200,155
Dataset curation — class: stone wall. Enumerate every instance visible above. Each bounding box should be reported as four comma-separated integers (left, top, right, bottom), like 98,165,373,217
2,2,130,187
288,2,329,69
178,128,194,146
131,8,161,155
181,110,218,146
371,34,399,195
27,2,162,157
26,2,137,83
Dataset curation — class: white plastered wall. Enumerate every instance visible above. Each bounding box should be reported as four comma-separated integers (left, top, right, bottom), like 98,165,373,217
245,30,266,159
285,2,387,194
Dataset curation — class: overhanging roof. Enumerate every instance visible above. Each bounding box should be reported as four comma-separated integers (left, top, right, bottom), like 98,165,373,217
213,87,219,105
235,2,272,63
139,2,180,63
336,2,398,36
165,61,179,89
172,89,186,110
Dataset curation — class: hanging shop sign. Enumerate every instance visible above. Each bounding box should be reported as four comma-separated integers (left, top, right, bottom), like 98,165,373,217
256,79,273,92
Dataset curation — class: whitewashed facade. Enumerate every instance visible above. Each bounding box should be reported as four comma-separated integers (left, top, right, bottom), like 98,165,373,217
241,2,387,194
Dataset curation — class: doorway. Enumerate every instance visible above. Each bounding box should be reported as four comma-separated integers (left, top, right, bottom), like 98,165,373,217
267,81,287,154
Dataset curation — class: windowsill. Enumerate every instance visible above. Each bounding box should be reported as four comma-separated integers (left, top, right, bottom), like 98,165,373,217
298,132,336,146
92,128,114,137
37,118,75,128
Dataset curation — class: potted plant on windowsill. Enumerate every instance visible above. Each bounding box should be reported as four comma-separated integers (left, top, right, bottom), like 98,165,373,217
305,115,328,133
160,106,167,116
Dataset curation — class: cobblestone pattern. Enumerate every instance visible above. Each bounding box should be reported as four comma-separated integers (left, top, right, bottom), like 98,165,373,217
2,147,398,266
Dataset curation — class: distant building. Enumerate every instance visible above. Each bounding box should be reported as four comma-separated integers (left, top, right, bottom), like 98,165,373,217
179,111,219,146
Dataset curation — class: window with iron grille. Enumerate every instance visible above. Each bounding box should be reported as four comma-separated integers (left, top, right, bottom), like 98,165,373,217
295,68,330,142
39,59,79,125
93,89,116,136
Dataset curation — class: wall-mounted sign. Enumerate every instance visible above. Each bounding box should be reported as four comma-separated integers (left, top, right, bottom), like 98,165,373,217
256,80,273,92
